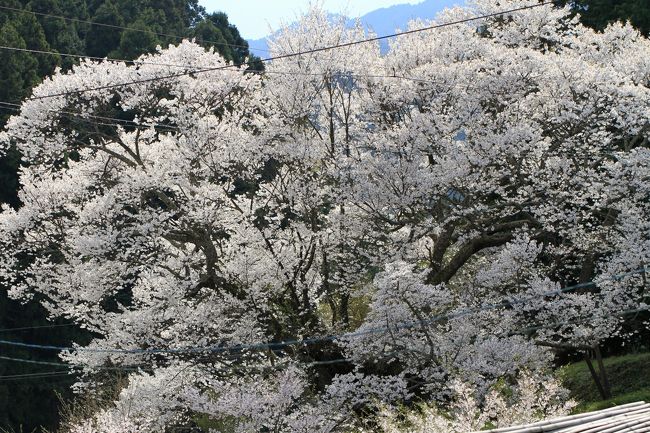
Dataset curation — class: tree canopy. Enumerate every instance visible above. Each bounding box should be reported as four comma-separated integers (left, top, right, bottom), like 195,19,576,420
1,1,648,431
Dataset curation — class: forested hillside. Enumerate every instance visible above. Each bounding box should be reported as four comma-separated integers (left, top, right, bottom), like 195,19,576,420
561,0,650,36
0,1,257,430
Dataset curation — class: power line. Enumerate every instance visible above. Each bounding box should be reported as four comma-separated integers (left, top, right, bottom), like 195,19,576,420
0,68,451,137
0,45,202,69
0,267,643,356
516,305,650,336
0,357,348,383
0,355,86,368
0,45,445,86
260,303,650,372
0,52,444,127
0,297,646,384
22,1,555,102
0,355,146,372
0,273,642,382
221,267,648,354
0,371,81,382
0,101,180,132
0,4,267,54
0,370,74,379
286,308,650,371
2,303,647,383
0,322,76,333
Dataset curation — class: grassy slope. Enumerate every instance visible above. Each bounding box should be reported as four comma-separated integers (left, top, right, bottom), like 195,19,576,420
560,352,650,413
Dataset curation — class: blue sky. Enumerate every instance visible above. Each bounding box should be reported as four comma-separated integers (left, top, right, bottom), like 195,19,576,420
199,0,424,39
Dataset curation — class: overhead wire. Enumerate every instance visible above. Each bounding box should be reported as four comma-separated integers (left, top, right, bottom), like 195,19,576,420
238,301,650,373
0,272,646,383
0,60,443,130
0,45,198,69
516,305,650,336
264,299,650,370
0,370,79,381
0,355,147,372
0,4,268,54
0,101,180,132
0,322,76,333
0,44,447,86
0,358,347,383
207,267,649,354
0,267,644,356
4,302,647,381
0,67,450,140
17,1,555,102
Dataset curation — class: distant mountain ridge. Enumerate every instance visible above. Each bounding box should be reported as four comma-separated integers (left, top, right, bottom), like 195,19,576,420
247,0,464,55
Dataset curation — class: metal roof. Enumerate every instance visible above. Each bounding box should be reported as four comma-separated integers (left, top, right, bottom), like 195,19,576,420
478,401,650,433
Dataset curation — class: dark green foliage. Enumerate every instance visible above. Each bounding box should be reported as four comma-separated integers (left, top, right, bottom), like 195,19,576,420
0,295,90,432
27,0,87,68
115,17,160,59
560,0,650,35
196,12,251,64
84,0,124,57
192,18,232,57
0,23,37,104
0,4,53,104
0,2,55,209
0,2,255,431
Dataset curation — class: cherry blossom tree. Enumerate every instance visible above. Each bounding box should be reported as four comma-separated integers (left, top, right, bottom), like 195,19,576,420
366,371,576,433
0,0,649,431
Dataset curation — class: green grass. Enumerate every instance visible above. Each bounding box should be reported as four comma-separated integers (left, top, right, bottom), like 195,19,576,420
559,352,650,413
574,389,650,413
